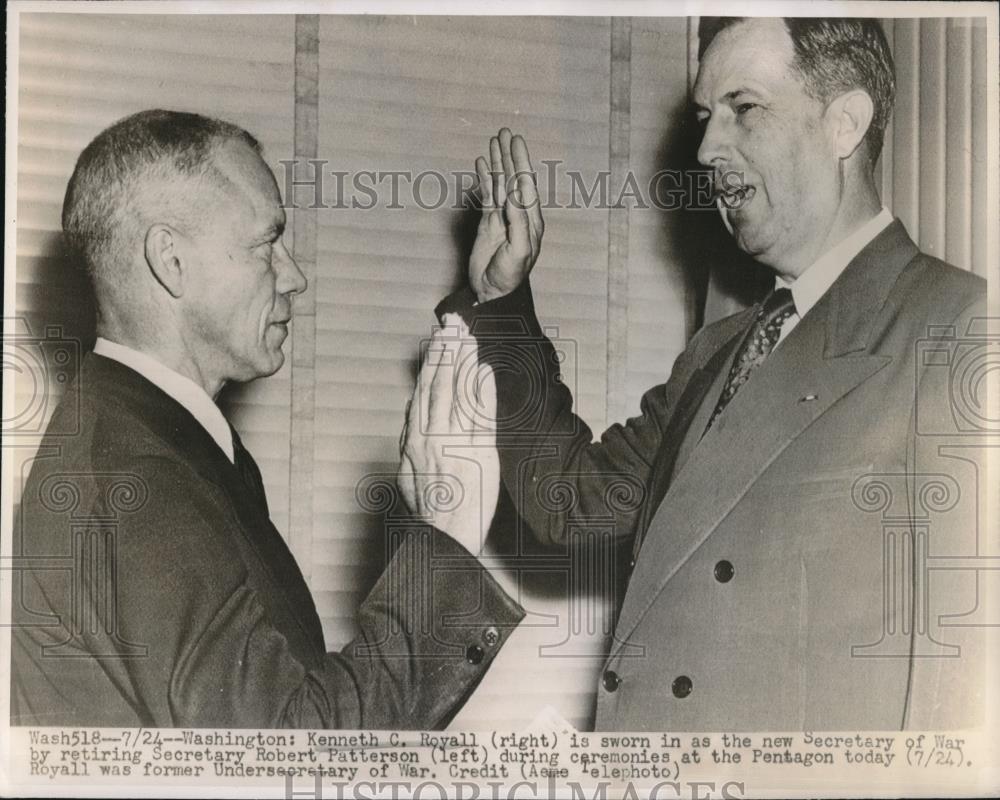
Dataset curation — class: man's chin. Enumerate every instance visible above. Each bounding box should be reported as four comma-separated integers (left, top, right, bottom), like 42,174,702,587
261,349,286,377
730,223,770,261
254,326,290,377
240,350,286,383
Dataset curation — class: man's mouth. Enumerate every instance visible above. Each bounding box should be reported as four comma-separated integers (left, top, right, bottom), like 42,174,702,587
714,184,756,210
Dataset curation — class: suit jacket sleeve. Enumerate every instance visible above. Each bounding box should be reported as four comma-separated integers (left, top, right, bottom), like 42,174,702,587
117,457,524,729
436,280,700,548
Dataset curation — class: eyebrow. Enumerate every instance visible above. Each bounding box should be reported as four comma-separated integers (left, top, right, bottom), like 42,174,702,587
722,87,763,102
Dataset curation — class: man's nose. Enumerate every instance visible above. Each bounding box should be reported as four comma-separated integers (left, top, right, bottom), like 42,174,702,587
696,114,732,167
275,240,308,296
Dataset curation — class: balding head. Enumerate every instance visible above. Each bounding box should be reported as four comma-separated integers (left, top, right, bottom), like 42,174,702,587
62,109,262,316
63,110,306,396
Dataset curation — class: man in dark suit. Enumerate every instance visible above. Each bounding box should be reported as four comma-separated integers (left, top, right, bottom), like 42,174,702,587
11,109,523,728
417,18,990,729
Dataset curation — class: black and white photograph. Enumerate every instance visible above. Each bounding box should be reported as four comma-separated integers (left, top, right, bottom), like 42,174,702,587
2,1,997,797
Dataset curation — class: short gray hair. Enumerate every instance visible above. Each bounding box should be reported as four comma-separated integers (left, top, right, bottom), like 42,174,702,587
62,108,261,286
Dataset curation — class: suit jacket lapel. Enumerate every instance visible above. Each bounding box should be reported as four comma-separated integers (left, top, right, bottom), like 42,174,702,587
84,354,326,654
612,219,918,655
670,318,750,481
633,324,746,560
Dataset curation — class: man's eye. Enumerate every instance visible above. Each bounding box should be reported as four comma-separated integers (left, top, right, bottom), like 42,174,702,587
255,242,275,262
736,103,758,115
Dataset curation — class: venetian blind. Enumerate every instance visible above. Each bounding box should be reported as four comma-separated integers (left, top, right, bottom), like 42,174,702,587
624,16,700,417
13,13,296,535
313,15,618,730
880,17,990,277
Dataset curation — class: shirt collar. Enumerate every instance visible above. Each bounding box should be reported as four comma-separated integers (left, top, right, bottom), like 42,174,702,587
777,207,894,317
93,337,235,463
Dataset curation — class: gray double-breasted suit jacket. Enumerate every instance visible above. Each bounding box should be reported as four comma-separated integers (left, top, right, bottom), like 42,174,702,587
440,220,988,730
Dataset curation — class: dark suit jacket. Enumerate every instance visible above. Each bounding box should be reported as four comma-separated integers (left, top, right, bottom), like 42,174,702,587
11,353,523,728
440,220,989,730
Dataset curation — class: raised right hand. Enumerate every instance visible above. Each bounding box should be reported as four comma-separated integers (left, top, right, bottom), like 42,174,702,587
468,128,545,303
397,316,499,556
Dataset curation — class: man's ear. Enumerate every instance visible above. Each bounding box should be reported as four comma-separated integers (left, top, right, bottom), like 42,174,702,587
144,223,186,298
826,88,875,160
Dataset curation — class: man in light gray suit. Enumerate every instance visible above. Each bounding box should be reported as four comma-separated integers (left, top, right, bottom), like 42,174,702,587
413,17,989,730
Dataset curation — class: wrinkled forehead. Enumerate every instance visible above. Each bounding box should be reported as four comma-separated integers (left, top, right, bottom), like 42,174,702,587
693,18,798,106
207,139,284,228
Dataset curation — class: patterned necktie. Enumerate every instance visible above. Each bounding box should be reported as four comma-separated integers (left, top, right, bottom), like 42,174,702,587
231,427,270,515
705,287,796,432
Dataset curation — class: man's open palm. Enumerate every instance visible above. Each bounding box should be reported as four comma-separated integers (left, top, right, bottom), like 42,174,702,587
469,128,545,303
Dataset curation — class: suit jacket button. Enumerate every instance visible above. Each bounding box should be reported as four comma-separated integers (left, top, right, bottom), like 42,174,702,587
714,560,734,583
672,675,692,698
466,645,485,665
603,670,621,692
483,626,500,647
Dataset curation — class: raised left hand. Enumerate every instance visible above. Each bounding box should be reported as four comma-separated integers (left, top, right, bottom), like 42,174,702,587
468,128,545,303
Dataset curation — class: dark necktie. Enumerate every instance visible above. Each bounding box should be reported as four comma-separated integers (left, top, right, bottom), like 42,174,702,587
705,287,796,433
231,427,270,515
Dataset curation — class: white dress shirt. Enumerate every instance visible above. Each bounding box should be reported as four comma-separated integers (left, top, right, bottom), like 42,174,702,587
93,337,235,463
775,207,894,346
